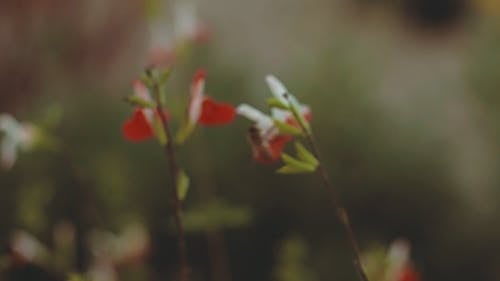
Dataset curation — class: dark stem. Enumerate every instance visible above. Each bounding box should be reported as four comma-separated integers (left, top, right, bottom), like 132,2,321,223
303,133,369,281
284,94,369,281
153,83,189,281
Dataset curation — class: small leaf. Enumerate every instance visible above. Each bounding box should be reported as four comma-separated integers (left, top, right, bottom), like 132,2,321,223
267,97,290,110
273,119,302,136
139,72,155,89
175,122,195,145
124,96,156,108
294,142,318,167
276,165,314,174
177,170,190,201
158,67,172,84
152,118,168,145
281,153,316,172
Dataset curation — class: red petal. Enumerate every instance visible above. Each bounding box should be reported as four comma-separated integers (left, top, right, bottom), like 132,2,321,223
269,135,293,159
122,109,154,142
198,97,236,126
398,266,422,281
192,68,206,86
253,135,293,164
285,111,312,128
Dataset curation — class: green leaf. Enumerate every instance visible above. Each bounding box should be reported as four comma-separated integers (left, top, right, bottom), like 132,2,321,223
273,119,302,136
139,72,155,89
276,165,314,174
175,122,195,145
152,118,168,145
177,170,190,201
294,142,318,167
182,200,253,232
280,153,316,173
267,97,290,110
158,67,172,85
124,95,156,108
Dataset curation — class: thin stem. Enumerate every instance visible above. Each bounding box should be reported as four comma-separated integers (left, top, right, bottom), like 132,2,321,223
284,94,369,281
153,81,189,281
304,133,369,281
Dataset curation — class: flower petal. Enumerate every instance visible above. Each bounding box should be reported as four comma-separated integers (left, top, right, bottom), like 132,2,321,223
252,134,292,164
133,80,153,102
122,109,154,142
198,97,235,126
188,68,206,123
265,75,289,106
269,135,293,159
236,104,273,132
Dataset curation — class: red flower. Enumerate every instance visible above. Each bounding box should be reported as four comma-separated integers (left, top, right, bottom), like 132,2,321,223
123,109,154,142
188,69,235,126
199,97,236,126
123,80,157,142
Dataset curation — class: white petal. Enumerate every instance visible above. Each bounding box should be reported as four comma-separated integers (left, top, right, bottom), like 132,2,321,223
265,75,289,106
133,80,153,103
11,230,46,262
236,104,273,131
1,138,17,170
174,0,198,40
271,108,291,122
0,114,22,136
188,75,205,123
385,238,411,281
148,1,174,51
132,81,155,123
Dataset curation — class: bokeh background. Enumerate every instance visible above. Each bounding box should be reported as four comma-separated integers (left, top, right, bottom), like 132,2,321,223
1,0,500,281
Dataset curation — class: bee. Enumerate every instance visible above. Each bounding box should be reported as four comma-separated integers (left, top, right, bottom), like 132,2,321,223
246,126,275,163
246,125,291,164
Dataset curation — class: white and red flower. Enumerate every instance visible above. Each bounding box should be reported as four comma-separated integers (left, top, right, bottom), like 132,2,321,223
123,69,235,143
187,69,235,127
387,239,422,281
122,80,157,142
237,75,311,163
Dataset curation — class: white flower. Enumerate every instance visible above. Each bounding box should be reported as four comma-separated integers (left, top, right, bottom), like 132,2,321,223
0,114,37,169
11,230,48,263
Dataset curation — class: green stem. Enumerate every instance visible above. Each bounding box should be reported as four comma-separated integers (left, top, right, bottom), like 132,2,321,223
152,78,189,281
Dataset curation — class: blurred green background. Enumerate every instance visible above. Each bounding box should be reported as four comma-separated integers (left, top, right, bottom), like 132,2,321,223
1,0,500,281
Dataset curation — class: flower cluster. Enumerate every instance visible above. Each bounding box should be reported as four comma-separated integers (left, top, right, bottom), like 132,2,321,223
236,75,318,173
122,68,235,144
363,239,423,281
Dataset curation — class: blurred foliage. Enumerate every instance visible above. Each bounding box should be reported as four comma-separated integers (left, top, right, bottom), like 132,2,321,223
1,1,500,281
